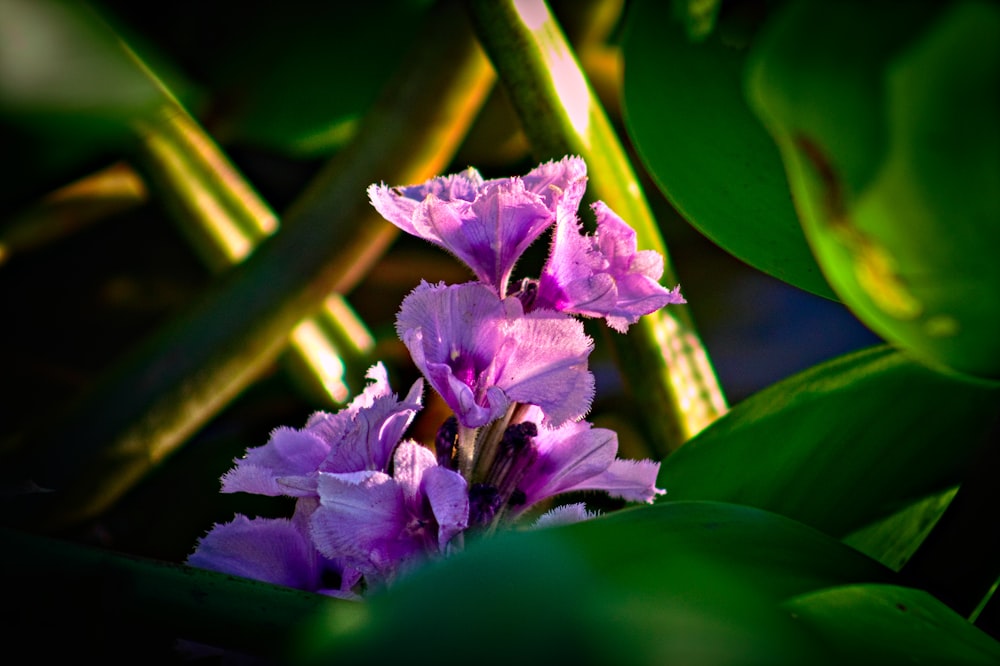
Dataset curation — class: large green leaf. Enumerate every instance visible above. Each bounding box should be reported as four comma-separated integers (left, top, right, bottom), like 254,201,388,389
785,584,1000,664
295,501,892,665
621,0,835,299
745,0,1000,378
659,345,1000,537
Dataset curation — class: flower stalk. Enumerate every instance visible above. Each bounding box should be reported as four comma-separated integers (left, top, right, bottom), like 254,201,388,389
465,0,728,454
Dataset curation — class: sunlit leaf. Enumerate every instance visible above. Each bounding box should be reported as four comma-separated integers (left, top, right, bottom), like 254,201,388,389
746,0,1000,378
621,0,835,299
659,345,1000,537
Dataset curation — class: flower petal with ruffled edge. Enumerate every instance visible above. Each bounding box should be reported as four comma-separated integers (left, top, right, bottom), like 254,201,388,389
310,441,468,581
536,201,686,333
368,156,588,295
221,363,422,496
396,281,594,428
187,499,359,598
512,406,664,514
533,502,598,528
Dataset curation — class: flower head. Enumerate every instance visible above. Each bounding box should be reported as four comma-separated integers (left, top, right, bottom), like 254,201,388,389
536,201,686,333
221,363,423,497
369,156,587,296
310,441,468,583
395,281,594,428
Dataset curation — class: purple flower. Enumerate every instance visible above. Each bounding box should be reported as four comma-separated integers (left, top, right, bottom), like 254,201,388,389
369,156,587,296
221,363,423,496
187,499,360,598
310,441,468,583
536,201,685,332
395,281,595,428
512,406,664,515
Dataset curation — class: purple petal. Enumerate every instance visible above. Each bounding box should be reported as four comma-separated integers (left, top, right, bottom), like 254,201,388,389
315,362,424,474
421,465,469,549
396,282,513,427
311,470,415,575
391,440,438,505
517,416,618,508
369,157,589,295
492,308,595,427
567,458,665,504
521,155,588,221
537,201,685,332
396,282,594,428
187,515,322,590
533,502,598,528
221,427,329,497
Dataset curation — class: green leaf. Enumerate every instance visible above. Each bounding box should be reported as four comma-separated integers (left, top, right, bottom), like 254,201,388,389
295,501,892,665
745,0,1000,378
206,0,433,157
659,345,1000,537
843,485,957,571
784,584,1000,664
0,0,194,206
621,0,835,299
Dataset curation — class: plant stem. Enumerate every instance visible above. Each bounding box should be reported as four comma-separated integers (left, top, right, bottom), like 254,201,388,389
5,1,494,530
465,0,727,456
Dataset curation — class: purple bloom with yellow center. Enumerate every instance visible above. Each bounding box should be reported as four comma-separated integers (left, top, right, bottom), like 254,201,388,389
395,280,594,429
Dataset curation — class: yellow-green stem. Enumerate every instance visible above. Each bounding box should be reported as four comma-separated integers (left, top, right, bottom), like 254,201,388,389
466,0,727,455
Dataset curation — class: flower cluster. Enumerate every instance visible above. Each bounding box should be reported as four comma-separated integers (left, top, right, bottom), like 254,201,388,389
188,156,684,596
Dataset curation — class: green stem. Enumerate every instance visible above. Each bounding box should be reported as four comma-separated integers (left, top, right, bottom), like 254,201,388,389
131,98,375,406
6,2,494,530
465,0,727,456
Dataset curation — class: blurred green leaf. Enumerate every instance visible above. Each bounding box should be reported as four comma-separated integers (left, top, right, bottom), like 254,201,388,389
206,0,434,157
745,0,1000,378
0,0,193,206
621,0,835,299
659,345,1000,537
295,500,892,665
784,583,1000,664
5,2,495,529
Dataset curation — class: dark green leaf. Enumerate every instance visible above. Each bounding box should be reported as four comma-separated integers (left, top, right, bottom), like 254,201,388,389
295,501,892,665
842,485,957,571
659,345,1000,537
206,0,433,157
621,0,835,299
784,584,1000,664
